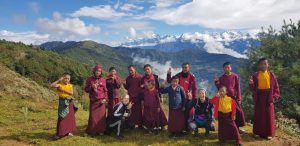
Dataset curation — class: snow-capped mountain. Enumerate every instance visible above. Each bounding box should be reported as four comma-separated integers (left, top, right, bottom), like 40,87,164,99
120,30,261,58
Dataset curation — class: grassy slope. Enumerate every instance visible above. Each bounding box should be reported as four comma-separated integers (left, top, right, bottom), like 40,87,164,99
0,64,299,146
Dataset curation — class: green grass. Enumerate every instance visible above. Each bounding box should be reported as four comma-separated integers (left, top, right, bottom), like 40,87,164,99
0,95,299,146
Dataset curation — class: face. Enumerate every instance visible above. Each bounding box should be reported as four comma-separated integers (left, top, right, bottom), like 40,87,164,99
182,64,190,73
122,97,130,105
171,79,179,87
258,60,269,71
218,87,227,97
62,75,71,84
147,83,154,90
223,65,232,74
128,67,136,76
94,69,102,77
109,69,117,76
144,66,152,75
199,90,206,101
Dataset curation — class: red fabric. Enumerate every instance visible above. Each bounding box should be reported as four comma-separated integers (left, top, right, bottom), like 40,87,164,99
86,100,106,135
93,64,102,72
249,71,279,137
106,75,121,100
107,98,120,115
128,96,143,126
142,74,156,89
56,102,76,137
210,96,236,120
218,112,241,144
85,76,108,101
215,73,242,101
167,72,197,99
124,74,142,98
168,109,185,133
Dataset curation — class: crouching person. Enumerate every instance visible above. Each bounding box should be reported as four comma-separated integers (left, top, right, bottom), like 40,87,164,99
186,88,215,137
106,95,133,139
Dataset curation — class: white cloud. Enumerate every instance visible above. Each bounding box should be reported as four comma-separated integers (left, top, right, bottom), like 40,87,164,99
129,27,137,38
132,55,181,79
29,2,40,13
144,0,300,29
0,30,49,45
120,3,144,11
108,20,153,30
36,12,100,37
71,5,127,19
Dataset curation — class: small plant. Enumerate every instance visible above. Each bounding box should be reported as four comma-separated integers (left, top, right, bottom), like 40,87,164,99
276,112,300,136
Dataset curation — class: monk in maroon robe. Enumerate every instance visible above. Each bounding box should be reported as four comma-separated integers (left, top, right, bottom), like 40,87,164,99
123,65,143,127
167,62,197,129
215,62,246,128
141,64,168,129
106,67,121,114
85,65,108,136
140,80,165,134
249,58,280,139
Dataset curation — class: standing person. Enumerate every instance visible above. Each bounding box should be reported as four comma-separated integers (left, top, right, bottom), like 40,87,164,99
50,73,77,140
140,80,165,134
211,86,242,146
123,65,143,128
214,62,246,129
141,64,168,130
167,63,197,130
186,89,215,137
160,76,186,138
106,95,133,139
106,67,121,114
85,65,108,136
249,58,280,140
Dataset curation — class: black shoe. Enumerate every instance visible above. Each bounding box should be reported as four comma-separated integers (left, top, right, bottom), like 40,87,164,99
116,134,124,140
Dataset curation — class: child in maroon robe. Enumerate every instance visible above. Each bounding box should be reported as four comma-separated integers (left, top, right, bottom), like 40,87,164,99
160,76,186,138
249,58,280,140
106,67,121,115
215,62,246,128
140,80,166,134
85,65,108,136
210,86,242,146
167,62,197,130
50,73,76,140
123,65,143,128
141,64,168,130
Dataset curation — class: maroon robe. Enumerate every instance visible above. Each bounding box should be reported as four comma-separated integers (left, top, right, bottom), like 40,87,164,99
140,89,167,129
56,102,76,137
167,72,197,123
85,76,108,135
106,75,121,114
168,109,185,133
250,71,280,137
124,74,143,126
215,72,246,127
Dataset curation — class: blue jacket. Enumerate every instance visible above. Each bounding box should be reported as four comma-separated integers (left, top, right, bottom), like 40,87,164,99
160,85,186,109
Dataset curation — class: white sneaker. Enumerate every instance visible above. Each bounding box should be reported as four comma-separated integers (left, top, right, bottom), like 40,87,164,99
68,133,74,136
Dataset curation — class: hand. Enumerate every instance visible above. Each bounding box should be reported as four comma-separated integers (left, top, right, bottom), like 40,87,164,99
232,116,236,120
249,76,254,84
101,99,107,104
127,102,134,109
167,68,172,74
211,122,215,127
124,112,129,117
92,83,98,89
157,108,160,113
141,84,144,88
214,74,219,82
58,77,64,82
121,79,126,85
187,90,193,100
161,81,167,88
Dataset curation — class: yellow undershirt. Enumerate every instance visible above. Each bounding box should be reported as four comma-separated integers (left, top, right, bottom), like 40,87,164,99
57,83,73,99
258,71,271,89
218,95,232,113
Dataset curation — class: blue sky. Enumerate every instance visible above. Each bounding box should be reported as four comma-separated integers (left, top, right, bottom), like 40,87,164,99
0,0,299,45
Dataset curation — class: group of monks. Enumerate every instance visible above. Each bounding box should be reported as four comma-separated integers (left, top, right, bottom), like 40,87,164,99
50,57,280,146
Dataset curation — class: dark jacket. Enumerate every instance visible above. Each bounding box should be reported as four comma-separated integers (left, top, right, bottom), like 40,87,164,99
107,103,130,124
186,97,214,121
160,85,186,110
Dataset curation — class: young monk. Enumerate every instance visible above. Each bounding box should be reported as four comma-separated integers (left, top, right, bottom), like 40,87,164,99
214,62,246,129
211,86,242,146
106,67,121,114
160,76,186,138
186,89,215,137
249,58,280,140
167,63,197,131
141,64,168,130
140,80,165,134
123,65,143,128
50,73,77,140
106,95,133,139
85,65,108,136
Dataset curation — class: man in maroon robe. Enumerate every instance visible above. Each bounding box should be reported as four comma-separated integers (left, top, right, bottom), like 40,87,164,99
106,67,121,114
249,58,280,139
167,62,197,130
123,65,143,128
215,62,246,128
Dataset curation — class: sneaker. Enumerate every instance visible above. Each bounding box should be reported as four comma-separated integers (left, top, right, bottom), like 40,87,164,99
267,136,273,140
67,133,74,136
